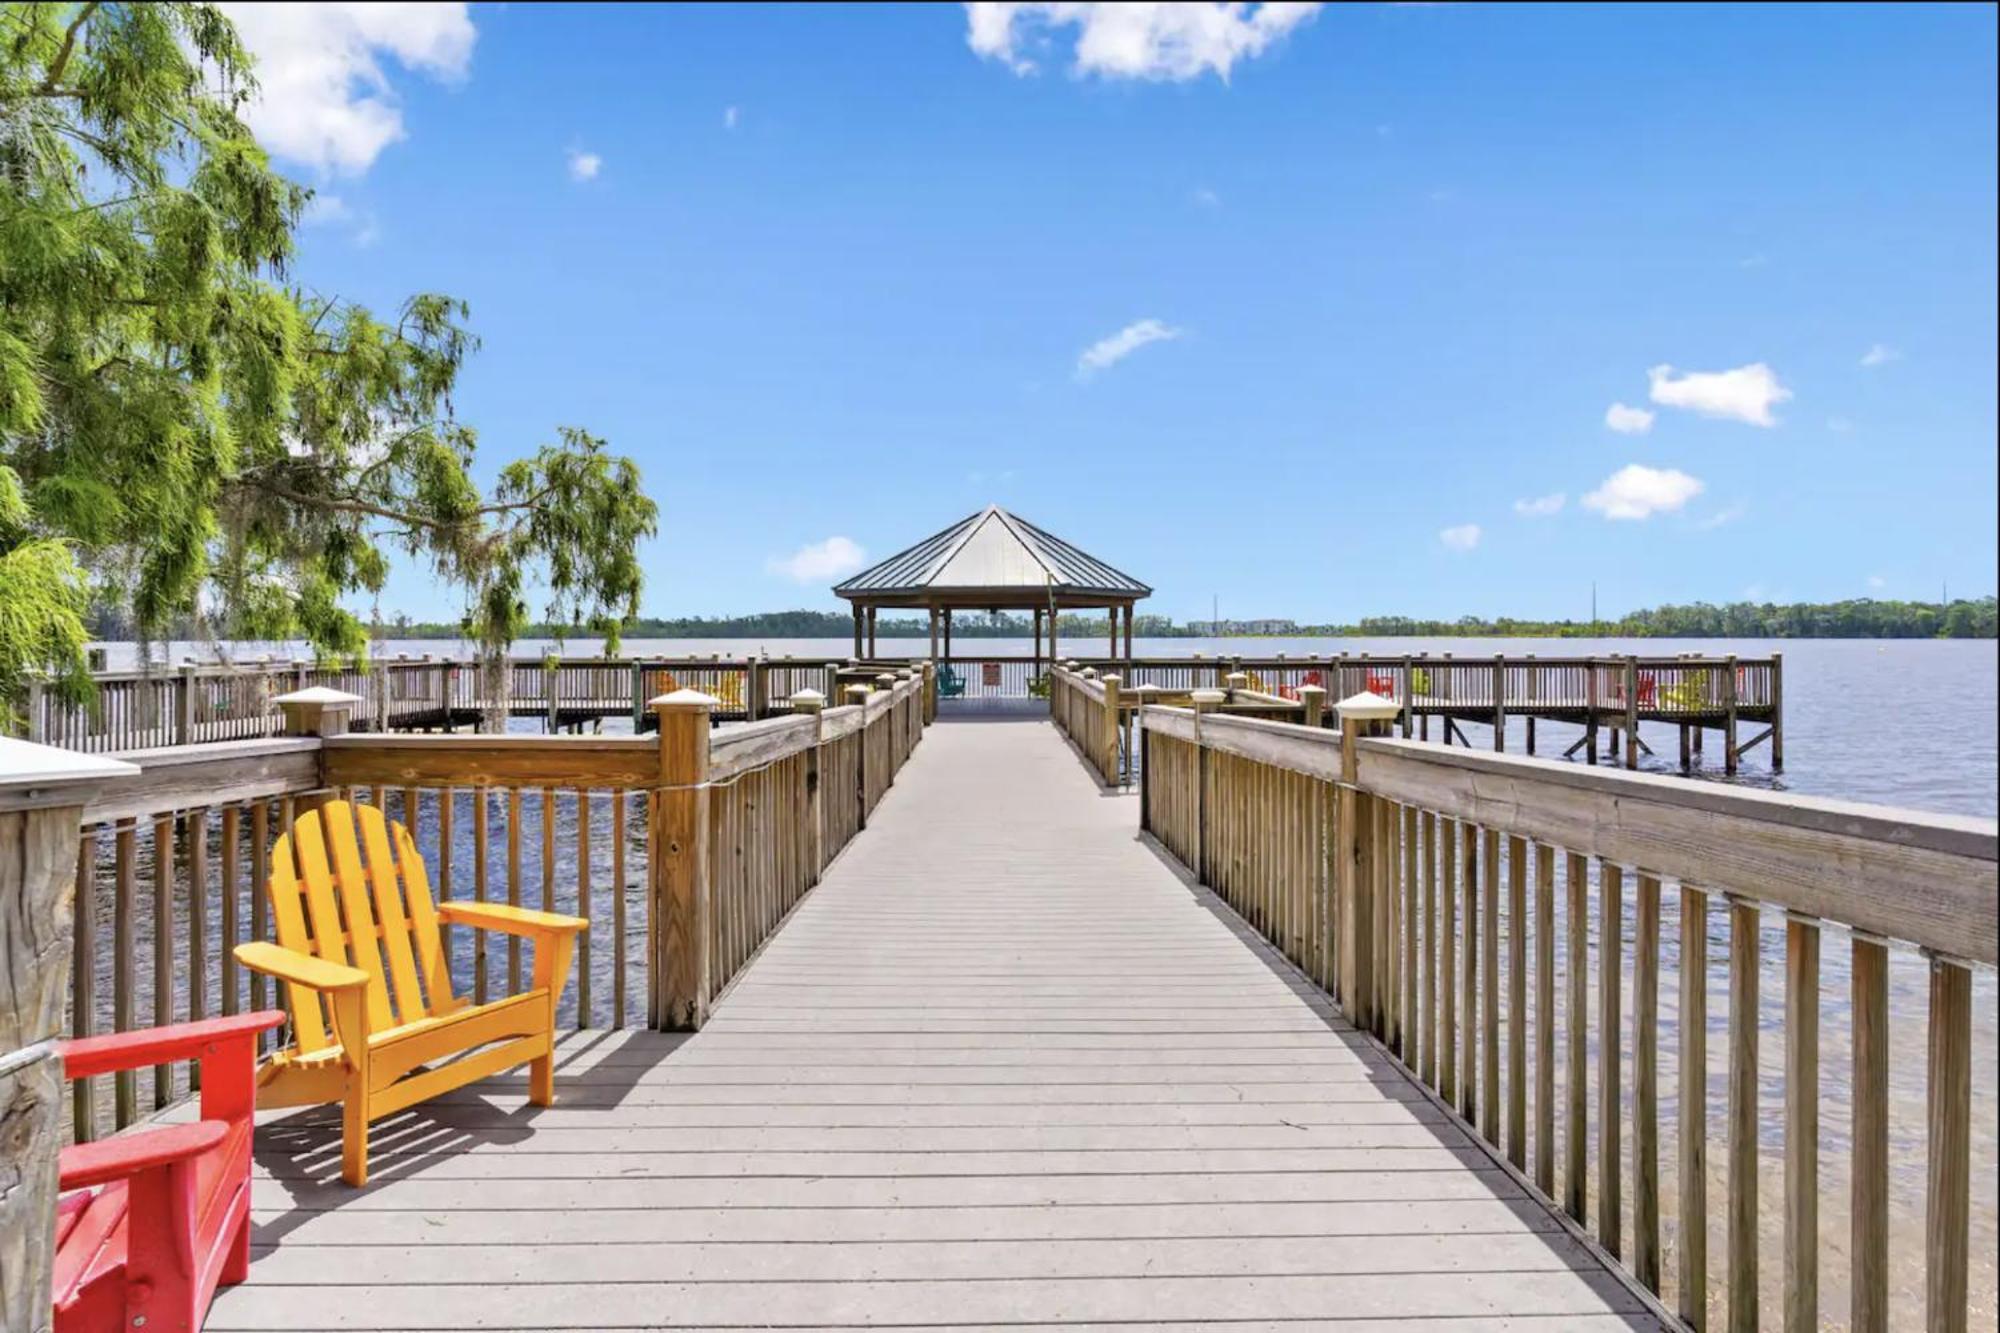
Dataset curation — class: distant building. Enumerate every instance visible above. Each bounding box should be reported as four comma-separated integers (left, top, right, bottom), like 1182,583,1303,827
1185,618,1297,636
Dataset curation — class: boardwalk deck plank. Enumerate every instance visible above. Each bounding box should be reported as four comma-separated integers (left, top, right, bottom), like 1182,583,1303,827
212,716,1658,1330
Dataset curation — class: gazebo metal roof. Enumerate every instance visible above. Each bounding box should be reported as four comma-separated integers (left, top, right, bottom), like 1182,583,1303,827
834,507,1151,603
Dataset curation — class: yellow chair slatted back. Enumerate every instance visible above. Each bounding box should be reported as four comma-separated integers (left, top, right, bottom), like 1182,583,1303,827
268,800,457,1050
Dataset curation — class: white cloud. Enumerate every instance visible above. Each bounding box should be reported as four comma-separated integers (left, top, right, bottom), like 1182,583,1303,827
724,105,740,130
1192,186,1221,209
1513,493,1566,518
566,148,602,181
1583,464,1706,521
220,2,475,175
1604,402,1655,435
300,191,379,245
1866,574,1887,590
766,536,868,583
1438,523,1482,552
1860,342,1900,368
1647,362,1792,427
301,193,351,225
1076,318,1182,379
966,2,1323,81
1696,502,1747,531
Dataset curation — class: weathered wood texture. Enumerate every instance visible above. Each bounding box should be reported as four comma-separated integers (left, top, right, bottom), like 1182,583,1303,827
1136,702,1997,1333
200,717,1654,1330
0,804,82,1333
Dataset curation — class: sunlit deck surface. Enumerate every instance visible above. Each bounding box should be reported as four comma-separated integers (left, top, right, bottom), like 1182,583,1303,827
207,717,1658,1330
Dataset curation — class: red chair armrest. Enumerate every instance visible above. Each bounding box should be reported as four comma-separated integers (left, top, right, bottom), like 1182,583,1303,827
59,1011,285,1080
58,1121,228,1192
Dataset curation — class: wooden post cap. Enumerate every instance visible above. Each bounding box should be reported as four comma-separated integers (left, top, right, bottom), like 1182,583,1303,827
1080,668,1098,680
1225,671,1249,688
648,689,719,712
844,684,871,705
270,686,364,737
1336,691,1402,724
0,736,137,813
1190,688,1225,712
789,688,827,710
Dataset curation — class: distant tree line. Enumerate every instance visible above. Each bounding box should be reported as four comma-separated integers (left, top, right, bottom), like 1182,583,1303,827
360,597,1997,642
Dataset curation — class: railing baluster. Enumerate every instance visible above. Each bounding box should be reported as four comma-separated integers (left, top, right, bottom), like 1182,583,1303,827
1565,850,1587,1225
613,789,628,1029
1599,860,1623,1259
1926,955,1971,1333
220,805,240,1017
1482,827,1499,1146
1461,820,1478,1124
1440,815,1457,1107
113,821,136,1127
1729,896,1760,1333
1783,915,1819,1331
1403,804,1418,1069
1534,840,1555,1197
507,788,523,994
1507,833,1526,1169
1851,933,1888,1333
250,802,270,1029
152,813,174,1109
473,789,489,1004
1682,885,1711,1331
72,831,98,1142
577,788,592,1028
1635,871,1661,1292
1422,811,1438,1090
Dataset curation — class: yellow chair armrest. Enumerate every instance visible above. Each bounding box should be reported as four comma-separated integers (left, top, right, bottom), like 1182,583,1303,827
234,941,369,992
438,901,588,939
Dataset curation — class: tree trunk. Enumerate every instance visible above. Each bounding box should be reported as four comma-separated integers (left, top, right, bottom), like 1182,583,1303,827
480,646,510,734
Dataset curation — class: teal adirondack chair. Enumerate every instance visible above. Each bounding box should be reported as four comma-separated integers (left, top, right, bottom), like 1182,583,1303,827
935,665,967,698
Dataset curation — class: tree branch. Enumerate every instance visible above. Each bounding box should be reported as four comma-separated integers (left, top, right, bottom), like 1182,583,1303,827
39,2,100,96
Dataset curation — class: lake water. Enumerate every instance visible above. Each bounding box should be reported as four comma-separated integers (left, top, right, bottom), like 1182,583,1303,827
85,634,1996,1325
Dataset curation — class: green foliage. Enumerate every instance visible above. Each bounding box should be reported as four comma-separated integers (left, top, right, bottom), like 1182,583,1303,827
1332,597,1997,640
1,3,656,731
381,597,1999,644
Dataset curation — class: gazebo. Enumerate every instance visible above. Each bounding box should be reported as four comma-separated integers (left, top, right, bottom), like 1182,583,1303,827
833,506,1151,667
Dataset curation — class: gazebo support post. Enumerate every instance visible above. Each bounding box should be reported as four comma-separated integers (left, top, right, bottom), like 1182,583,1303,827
1032,608,1042,676
943,608,952,658
1123,604,1134,662
851,603,864,659
1106,607,1116,658
928,606,939,662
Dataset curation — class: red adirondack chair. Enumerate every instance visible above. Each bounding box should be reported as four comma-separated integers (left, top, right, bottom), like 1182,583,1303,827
54,1011,284,1333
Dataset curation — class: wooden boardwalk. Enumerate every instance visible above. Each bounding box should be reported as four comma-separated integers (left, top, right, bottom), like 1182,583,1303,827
205,716,1658,1330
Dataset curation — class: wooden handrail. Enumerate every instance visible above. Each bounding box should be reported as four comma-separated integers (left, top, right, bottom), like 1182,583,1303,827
1135,700,1995,1331
35,672,933,1150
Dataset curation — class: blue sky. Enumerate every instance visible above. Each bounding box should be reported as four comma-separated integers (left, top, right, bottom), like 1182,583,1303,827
241,2,1997,624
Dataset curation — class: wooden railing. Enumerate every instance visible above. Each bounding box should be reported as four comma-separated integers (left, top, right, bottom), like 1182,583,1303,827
1136,698,1995,1332
49,672,928,1142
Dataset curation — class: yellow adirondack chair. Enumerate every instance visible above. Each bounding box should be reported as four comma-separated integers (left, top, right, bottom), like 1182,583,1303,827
234,799,586,1185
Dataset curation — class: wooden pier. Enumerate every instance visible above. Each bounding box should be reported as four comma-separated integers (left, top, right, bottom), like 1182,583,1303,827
34,650,1781,776
5,662,1988,1331
179,717,1659,1329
